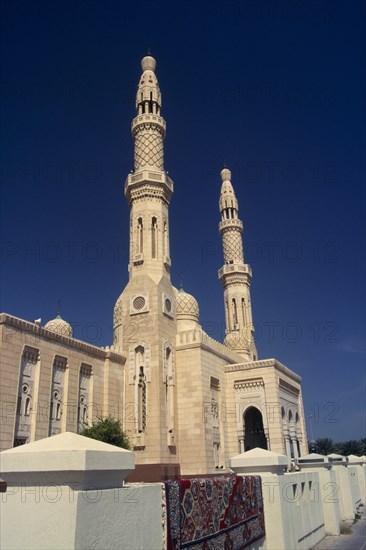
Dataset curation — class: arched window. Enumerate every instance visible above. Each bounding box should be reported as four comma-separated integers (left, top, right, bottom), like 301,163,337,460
165,347,171,420
135,346,147,433
163,221,167,257
232,298,238,327
165,348,171,380
225,300,230,330
243,407,267,451
138,367,146,432
137,217,143,253
56,402,61,420
48,355,67,436
24,396,31,416
241,298,245,326
164,344,175,440
297,440,301,456
135,345,145,367
77,364,92,433
15,346,39,446
151,217,157,259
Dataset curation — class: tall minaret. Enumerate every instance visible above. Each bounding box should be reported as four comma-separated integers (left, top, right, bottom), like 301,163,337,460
218,168,258,361
113,54,178,473
124,53,173,281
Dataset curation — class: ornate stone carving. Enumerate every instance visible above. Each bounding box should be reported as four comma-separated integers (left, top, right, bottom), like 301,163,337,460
174,288,199,321
222,229,244,263
134,126,164,170
234,378,264,391
44,316,73,337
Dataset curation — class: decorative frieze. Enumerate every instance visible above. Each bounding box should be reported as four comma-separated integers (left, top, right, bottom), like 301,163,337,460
234,378,264,391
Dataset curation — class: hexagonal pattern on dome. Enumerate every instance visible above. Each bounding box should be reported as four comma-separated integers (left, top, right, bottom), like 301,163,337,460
44,315,73,337
173,287,199,321
224,332,250,352
113,296,123,328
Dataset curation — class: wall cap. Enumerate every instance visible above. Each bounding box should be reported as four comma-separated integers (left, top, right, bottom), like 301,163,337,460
0,432,135,489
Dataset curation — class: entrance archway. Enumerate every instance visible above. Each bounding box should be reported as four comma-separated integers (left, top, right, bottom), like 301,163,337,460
244,406,267,451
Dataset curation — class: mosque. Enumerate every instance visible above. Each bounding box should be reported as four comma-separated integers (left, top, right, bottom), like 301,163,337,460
0,54,307,481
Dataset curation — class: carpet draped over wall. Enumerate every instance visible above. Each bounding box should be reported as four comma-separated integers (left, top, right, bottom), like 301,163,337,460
165,475,265,550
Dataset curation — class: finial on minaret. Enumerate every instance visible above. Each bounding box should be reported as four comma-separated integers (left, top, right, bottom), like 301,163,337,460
220,167,232,182
147,44,152,56
179,272,184,291
141,51,156,72
57,299,62,318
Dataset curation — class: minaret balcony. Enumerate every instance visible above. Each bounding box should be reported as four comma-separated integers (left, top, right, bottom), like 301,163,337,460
124,170,174,203
219,219,243,232
132,114,166,133
218,263,252,279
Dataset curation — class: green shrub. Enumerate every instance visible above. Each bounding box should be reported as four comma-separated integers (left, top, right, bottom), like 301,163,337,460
80,416,131,449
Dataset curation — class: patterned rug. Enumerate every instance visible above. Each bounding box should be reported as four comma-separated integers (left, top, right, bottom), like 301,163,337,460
165,475,265,550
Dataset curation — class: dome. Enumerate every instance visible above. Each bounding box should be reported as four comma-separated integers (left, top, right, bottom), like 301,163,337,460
224,332,250,353
220,167,231,182
44,314,73,338
113,294,123,329
141,54,156,73
174,287,199,321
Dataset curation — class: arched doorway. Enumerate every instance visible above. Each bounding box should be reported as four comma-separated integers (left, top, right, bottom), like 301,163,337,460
244,406,267,451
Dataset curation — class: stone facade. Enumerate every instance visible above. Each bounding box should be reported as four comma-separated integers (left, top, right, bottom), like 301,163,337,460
0,54,307,478
0,314,124,452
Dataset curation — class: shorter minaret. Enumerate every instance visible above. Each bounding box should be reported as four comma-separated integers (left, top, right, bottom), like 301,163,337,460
218,168,257,360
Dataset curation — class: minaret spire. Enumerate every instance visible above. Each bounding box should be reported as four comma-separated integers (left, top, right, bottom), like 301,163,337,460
133,54,164,171
114,55,178,464
218,168,257,360
124,54,174,280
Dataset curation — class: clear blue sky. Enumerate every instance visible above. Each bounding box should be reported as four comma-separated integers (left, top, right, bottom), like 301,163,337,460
1,0,365,441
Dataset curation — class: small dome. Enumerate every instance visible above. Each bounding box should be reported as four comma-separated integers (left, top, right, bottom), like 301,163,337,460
220,167,231,182
174,287,199,321
141,55,156,73
224,332,249,353
44,314,73,337
113,294,123,329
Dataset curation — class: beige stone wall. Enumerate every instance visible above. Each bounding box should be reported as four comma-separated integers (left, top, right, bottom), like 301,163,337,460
175,326,243,475
0,314,125,451
174,324,308,474
224,358,307,462
1,311,308,475
0,322,20,451
114,273,178,466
